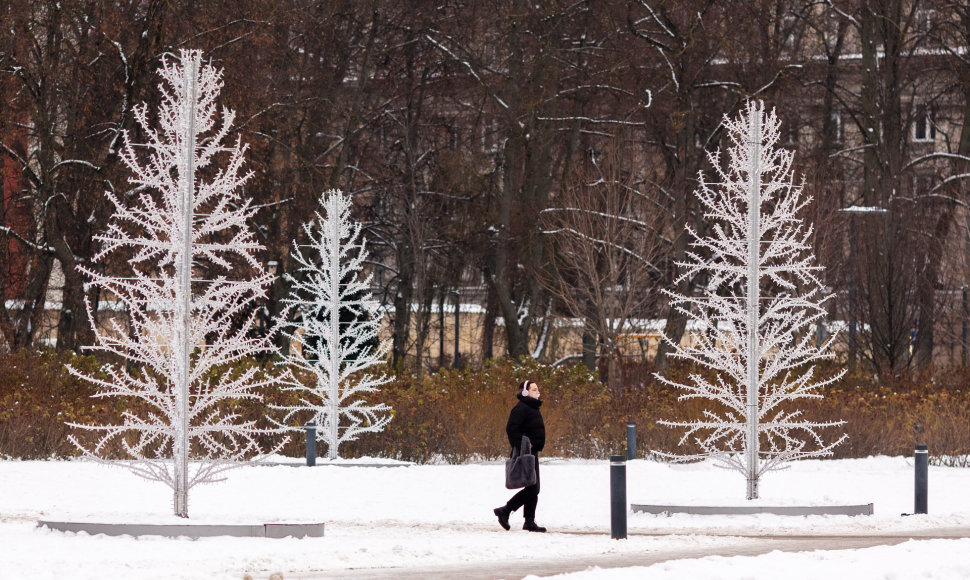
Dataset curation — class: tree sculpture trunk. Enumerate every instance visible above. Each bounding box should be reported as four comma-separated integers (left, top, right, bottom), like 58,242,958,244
173,53,199,518
744,109,762,500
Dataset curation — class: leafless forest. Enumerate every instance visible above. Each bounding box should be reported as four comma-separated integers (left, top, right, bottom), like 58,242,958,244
3,1,970,379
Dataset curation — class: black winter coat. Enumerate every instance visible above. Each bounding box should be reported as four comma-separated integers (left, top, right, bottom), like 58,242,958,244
506,395,545,453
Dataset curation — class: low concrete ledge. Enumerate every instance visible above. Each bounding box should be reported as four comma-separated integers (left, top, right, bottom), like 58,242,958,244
632,503,874,516
38,520,325,538
262,462,411,468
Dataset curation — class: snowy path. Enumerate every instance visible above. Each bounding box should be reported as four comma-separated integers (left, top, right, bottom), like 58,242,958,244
4,458,970,579
295,528,970,579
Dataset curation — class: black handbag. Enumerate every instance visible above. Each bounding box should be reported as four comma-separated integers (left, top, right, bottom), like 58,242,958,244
505,435,537,489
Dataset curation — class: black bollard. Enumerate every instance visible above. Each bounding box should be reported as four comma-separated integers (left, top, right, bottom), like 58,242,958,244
915,444,928,514
610,455,627,539
626,422,637,460
306,422,316,467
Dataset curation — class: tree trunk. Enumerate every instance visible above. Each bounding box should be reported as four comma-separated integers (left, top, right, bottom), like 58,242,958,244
391,248,413,370
0,253,53,349
50,224,90,352
581,324,597,372
914,206,953,369
860,1,911,374
655,153,697,371
481,274,497,361
490,134,530,359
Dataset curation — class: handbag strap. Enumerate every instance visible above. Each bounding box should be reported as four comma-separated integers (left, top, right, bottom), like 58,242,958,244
519,435,531,455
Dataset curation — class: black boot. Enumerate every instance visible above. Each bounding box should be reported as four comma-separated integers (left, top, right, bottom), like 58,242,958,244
523,519,546,533
493,505,511,531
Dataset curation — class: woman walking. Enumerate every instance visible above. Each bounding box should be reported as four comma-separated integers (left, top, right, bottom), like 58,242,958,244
494,379,547,532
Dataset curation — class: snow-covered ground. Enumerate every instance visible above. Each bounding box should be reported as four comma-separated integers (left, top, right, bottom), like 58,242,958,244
531,538,970,580
1,456,968,579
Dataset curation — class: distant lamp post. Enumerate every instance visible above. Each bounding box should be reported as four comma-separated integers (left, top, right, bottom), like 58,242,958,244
960,286,970,364
438,290,446,367
838,205,888,372
449,290,460,366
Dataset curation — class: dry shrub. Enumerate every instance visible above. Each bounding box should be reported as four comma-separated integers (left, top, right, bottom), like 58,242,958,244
2,350,968,464
642,360,970,464
0,350,294,460
815,367,970,465
338,359,606,462
0,350,112,458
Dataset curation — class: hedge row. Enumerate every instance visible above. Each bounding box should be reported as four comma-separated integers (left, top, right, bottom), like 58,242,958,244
1,350,968,465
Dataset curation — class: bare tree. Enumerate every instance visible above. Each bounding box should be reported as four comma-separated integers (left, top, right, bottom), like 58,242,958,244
628,1,747,370
0,0,176,350
423,1,650,360
815,0,966,374
539,140,664,388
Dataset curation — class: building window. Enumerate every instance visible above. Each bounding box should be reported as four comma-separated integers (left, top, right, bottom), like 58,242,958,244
781,13,799,53
914,174,934,195
823,111,843,143
449,126,461,150
915,9,936,34
913,109,936,143
782,116,799,146
480,119,500,153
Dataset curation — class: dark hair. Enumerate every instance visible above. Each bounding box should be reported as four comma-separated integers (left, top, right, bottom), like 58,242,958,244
517,380,531,395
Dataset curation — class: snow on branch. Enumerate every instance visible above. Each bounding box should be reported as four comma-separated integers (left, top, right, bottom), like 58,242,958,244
67,50,287,518
0,225,56,254
270,189,392,460
535,115,647,127
655,101,846,500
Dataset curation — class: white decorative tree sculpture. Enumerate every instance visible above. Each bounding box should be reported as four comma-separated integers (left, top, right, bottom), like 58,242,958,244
272,189,392,460
656,101,846,500
68,50,285,518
